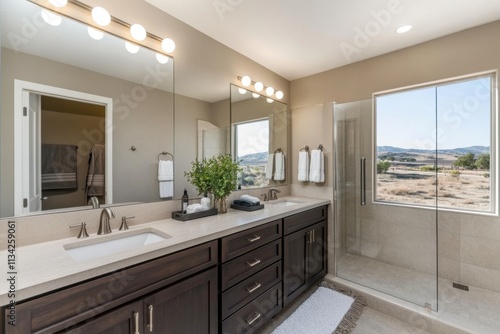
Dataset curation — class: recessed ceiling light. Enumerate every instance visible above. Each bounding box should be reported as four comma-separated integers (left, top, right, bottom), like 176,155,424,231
397,25,412,34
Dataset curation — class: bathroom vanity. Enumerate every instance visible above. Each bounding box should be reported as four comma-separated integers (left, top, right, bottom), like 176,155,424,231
1,197,328,333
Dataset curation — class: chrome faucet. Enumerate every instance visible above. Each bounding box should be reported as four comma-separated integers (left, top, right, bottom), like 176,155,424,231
97,207,115,235
88,196,100,209
268,188,281,201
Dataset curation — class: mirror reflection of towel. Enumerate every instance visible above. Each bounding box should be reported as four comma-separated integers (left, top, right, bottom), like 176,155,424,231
41,144,78,190
265,153,274,180
158,160,173,198
274,152,285,181
86,144,105,196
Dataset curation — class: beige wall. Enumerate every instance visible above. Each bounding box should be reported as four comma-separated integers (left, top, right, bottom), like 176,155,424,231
290,20,500,293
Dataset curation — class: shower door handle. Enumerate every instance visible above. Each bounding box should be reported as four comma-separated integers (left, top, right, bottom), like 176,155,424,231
360,157,366,206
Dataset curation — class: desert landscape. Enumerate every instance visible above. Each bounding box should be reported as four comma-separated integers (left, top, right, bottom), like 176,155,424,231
376,147,491,212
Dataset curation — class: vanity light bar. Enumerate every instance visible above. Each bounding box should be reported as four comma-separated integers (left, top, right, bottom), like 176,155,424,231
27,0,175,56
237,76,284,100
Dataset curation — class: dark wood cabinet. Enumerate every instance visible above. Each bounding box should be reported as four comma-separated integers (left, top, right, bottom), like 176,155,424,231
143,267,218,334
6,241,218,334
61,300,144,334
3,204,328,334
283,210,327,306
219,220,283,334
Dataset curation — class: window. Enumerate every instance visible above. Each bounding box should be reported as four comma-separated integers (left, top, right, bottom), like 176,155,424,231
375,73,496,213
234,118,270,188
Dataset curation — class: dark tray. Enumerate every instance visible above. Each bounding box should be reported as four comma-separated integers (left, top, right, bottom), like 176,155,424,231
171,208,218,221
230,203,264,211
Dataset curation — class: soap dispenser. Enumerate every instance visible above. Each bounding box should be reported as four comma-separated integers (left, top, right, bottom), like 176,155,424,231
200,193,211,210
181,189,189,214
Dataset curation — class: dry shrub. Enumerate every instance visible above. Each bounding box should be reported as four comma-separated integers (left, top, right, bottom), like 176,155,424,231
462,200,475,205
440,192,456,198
388,187,411,196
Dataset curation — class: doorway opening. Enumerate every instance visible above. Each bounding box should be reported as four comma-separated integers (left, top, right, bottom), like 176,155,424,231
14,80,113,216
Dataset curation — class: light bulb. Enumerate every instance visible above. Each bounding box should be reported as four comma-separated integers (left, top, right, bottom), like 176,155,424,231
41,9,62,26
238,88,247,94
92,7,111,26
254,82,263,92
161,38,176,53
48,0,67,7
156,53,169,64
252,93,260,98
265,86,274,96
87,26,104,40
267,98,274,103
241,76,251,87
130,24,146,41
125,41,140,54
275,91,284,99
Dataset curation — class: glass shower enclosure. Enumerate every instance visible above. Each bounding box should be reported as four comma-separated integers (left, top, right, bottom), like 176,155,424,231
334,98,439,310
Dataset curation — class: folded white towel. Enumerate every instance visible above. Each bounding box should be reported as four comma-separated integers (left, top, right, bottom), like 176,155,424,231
274,152,285,181
298,151,310,181
240,195,260,204
186,203,203,214
265,153,274,180
309,150,324,183
158,160,174,198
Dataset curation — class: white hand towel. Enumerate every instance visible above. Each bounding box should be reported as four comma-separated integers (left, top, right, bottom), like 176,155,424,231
186,203,203,214
158,160,174,198
274,152,285,181
309,150,324,183
265,153,274,180
240,194,260,204
298,151,310,181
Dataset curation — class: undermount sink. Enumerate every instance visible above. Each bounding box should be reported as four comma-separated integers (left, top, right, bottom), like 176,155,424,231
64,229,172,262
265,200,301,207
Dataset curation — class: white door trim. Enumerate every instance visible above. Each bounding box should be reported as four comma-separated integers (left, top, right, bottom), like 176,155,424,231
14,79,113,215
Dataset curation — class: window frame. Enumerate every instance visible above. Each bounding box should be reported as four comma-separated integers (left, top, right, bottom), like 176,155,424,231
372,71,498,215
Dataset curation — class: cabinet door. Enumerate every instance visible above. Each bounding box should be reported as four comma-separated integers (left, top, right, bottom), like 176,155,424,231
143,267,218,334
283,229,309,306
307,221,327,284
282,221,327,307
61,300,143,334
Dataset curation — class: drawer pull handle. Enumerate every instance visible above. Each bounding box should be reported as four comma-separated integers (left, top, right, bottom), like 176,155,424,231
246,235,261,243
246,258,261,267
134,312,140,334
246,282,262,293
246,311,262,325
147,305,154,332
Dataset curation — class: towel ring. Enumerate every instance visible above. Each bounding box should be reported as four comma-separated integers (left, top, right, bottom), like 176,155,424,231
300,145,309,152
157,151,173,162
274,148,283,154
317,144,323,151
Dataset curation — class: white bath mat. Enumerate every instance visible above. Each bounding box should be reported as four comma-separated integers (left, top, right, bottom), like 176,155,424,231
271,282,365,334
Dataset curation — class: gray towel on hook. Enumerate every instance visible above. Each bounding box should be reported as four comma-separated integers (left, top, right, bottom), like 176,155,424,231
41,144,78,190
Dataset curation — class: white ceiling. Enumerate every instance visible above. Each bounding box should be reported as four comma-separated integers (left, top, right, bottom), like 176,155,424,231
145,0,500,80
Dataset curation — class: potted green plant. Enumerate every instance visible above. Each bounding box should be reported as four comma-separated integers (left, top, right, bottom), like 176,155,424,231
185,154,241,213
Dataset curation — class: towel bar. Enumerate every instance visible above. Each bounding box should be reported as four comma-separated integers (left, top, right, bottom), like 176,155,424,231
157,151,174,162
274,148,283,153
300,145,309,152
317,144,323,151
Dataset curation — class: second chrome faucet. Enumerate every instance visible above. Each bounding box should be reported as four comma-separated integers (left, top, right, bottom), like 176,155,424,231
97,207,115,235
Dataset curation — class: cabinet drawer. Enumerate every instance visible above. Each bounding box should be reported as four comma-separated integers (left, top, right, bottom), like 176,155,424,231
283,206,326,235
221,283,282,334
221,220,282,262
221,239,281,291
221,261,282,320
10,241,218,334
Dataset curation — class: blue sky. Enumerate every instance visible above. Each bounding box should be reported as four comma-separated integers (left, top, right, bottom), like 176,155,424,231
376,76,491,150
237,119,269,157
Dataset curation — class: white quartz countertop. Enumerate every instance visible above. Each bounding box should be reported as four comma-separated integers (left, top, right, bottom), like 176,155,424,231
0,196,330,306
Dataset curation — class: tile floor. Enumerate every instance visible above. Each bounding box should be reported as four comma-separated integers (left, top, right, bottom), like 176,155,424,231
337,253,500,334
